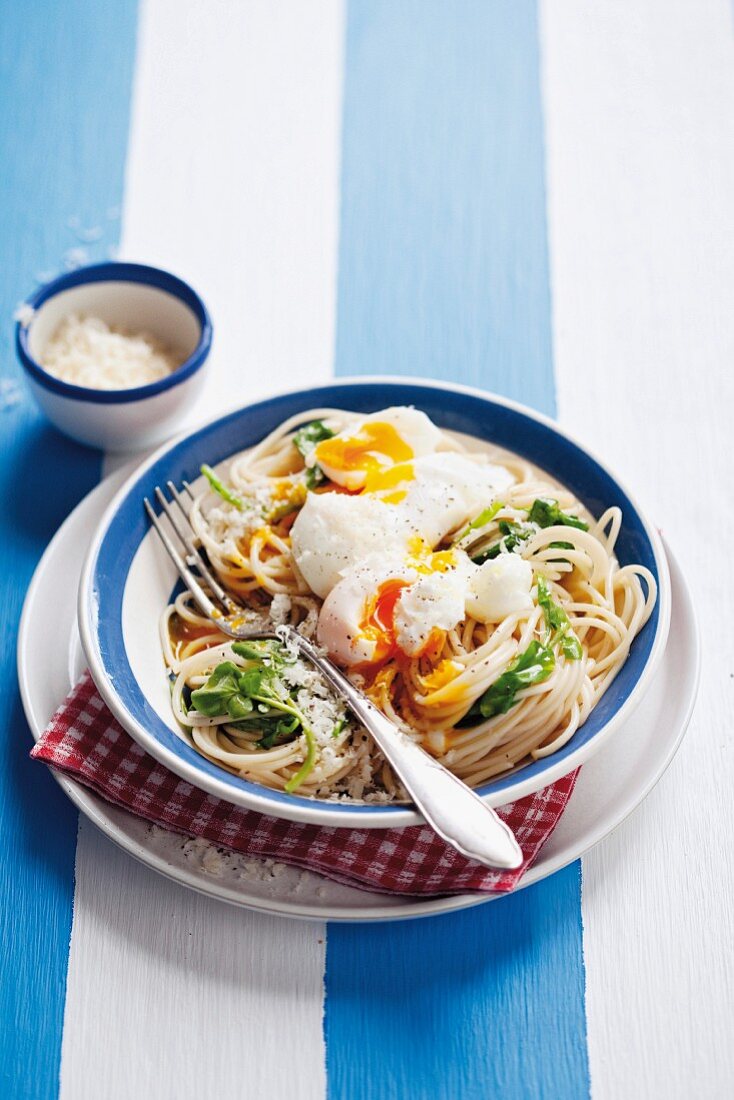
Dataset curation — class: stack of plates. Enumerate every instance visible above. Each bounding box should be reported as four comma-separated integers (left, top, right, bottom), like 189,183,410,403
18,381,700,921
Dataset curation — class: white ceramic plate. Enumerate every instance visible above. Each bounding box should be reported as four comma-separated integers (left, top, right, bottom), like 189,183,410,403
18,471,699,922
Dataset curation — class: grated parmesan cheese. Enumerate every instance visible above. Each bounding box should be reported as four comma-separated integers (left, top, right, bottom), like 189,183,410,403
268,593,292,625
40,312,183,390
205,502,265,553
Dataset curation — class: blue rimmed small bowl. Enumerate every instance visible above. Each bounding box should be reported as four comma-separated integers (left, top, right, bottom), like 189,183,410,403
15,261,212,451
77,378,672,829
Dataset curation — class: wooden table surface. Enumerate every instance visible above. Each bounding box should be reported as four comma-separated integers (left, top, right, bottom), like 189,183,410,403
2,3,731,1098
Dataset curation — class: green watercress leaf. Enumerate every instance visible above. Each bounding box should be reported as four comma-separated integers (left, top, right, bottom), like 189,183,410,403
537,575,568,634
190,661,243,716
559,632,583,661
536,575,583,661
226,694,254,720
305,465,325,490
331,715,348,739
454,500,504,544
231,640,276,662
293,419,334,456
192,640,319,792
471,520,533,564
258,713,300,749
465,640,556,722
527,498,588,531
293,420,335,491
200,465,247,511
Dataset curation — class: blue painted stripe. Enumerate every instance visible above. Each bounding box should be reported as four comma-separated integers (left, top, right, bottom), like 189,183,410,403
326,3,590,1098
0,3,138,1097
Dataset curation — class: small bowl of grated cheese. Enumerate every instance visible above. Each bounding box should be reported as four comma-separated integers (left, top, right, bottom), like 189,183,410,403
15,261,212,451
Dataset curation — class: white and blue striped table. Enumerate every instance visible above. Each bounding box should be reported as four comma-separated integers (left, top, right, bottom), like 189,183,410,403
2,3,731,1097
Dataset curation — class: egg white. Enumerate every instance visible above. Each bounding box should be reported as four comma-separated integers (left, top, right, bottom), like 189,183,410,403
311,406,443,490
317,560,415,664
291,452,512,601
290,492,412,599
314,547,534,667
397,452,513,545
289,407,529,666
466,554,534,623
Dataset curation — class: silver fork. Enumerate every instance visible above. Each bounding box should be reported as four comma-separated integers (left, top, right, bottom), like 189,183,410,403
145,481,523,870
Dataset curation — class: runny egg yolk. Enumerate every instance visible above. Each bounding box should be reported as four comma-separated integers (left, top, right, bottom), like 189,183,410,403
357,580,450,664
363,461,414,503
314,422,415,496
421,659,463,695
359,578,410,662
406,535,457,574
351,545,462,665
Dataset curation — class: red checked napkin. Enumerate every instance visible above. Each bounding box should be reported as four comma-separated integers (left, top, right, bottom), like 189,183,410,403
31,672,579,897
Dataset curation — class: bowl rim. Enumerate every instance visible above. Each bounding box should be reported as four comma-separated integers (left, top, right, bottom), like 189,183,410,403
78,376,672,828
15,261,213,406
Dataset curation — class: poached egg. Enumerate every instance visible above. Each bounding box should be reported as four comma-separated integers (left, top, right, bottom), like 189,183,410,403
288,405,527,667
309,406,443,493
316,549,533,667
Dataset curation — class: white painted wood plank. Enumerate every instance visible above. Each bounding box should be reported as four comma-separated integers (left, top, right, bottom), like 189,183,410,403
63,2,344,1096
121,0,344,431
541,2,734,1097
62,822,326,1100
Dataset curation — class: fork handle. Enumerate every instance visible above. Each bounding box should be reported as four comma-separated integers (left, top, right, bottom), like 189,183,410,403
296,637,523,870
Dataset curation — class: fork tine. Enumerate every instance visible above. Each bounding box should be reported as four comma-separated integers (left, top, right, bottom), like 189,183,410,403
165,481,243,614
182,479,195,500
144,498,221,623
153,486,240,615
167,478,192,519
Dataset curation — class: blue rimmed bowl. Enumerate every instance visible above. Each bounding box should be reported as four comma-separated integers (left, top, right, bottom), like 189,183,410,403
15,261,212,451
78,378,671,828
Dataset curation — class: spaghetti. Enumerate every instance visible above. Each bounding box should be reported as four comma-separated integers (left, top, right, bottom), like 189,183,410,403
160,408,656,801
